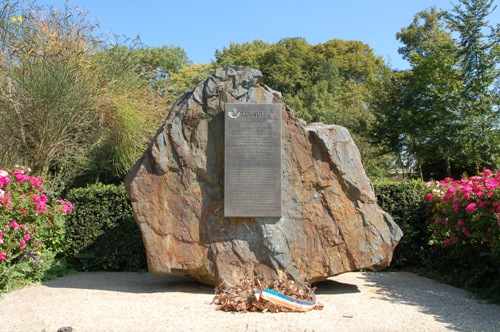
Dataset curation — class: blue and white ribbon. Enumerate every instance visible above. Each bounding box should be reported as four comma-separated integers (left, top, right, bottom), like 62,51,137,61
254,289,317,312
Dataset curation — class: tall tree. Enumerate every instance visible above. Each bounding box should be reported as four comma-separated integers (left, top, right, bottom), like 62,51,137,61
215,38,393,178
447,0,500,173
394,8,462,179
133,45,191,93
382,1,500,179
371,69,419,178
214,39,271,69
259,37,317,95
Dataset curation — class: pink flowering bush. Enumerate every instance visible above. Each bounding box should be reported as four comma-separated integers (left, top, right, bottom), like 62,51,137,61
0,166,72,292
425,169,500,265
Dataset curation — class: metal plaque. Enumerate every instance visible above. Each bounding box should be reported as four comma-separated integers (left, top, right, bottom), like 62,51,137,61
224,103,282,217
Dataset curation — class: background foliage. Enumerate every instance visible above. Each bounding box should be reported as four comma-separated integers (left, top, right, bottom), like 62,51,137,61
215,37,394,178
374,0,500,179
64,183,146,271
0,0,499,302
2,0,499,184
374,180,430,268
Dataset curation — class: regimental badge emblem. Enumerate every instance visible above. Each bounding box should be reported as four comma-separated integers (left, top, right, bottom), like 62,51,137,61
227,108,240,119
269,110,277,120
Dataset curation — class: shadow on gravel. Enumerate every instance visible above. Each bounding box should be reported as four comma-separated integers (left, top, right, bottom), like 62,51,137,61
361,271,500,332
44,272,362,296
42,272,214,295
313,279,360,295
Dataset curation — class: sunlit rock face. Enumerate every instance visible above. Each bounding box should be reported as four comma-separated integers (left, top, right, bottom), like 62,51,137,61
125,66,402,287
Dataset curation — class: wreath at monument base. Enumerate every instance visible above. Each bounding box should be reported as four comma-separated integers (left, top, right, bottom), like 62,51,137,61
212,275,324,312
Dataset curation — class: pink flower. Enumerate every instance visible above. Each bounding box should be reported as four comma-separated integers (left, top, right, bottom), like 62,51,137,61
59,200,73,214
30,177,44,191
2,191,11,206
33,241,39,247
482,169,493,177
457,220,464,226
11,220,19,230
12,171,29,184
485,179,497,191
23,233,30,241
32,194,48,214
21,224,27,231
18,239,26,250
462,227,470,236
446,187,457,197
0,172,11,188
0,231,2,240
0,252,6,260
435,218,441,224
444,237,458,245
465,203,477,213
425,193,434,202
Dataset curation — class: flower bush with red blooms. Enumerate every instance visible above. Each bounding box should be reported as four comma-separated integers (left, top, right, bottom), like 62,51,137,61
0,166,72,290
425,169,500,263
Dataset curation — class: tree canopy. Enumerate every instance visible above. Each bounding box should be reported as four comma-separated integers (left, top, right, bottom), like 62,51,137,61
0,1,202,186
374,0,500,179
215,37,393,178
1,0,499,185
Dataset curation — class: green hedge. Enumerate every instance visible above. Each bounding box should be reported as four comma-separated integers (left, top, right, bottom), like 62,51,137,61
374,180,431,269
61,179,498,301
64,183,147,271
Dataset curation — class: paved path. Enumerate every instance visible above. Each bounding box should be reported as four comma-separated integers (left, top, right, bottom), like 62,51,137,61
1,272,499,332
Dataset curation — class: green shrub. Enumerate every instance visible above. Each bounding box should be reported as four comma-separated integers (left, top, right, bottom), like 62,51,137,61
424,170,500,302
375,176,500,303
425,170,500,264
64,183,146,271
0,166,72,293
374,179,431,269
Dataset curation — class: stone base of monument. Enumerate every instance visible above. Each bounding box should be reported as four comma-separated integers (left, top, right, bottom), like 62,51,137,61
125,65,402,288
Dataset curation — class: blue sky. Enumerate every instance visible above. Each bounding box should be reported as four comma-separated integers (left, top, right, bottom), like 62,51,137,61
35,0,499,70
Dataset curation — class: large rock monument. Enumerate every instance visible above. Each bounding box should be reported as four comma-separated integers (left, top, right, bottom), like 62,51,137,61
125,65,402,287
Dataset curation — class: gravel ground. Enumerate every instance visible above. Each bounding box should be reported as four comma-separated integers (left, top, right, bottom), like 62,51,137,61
0,271,499,332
